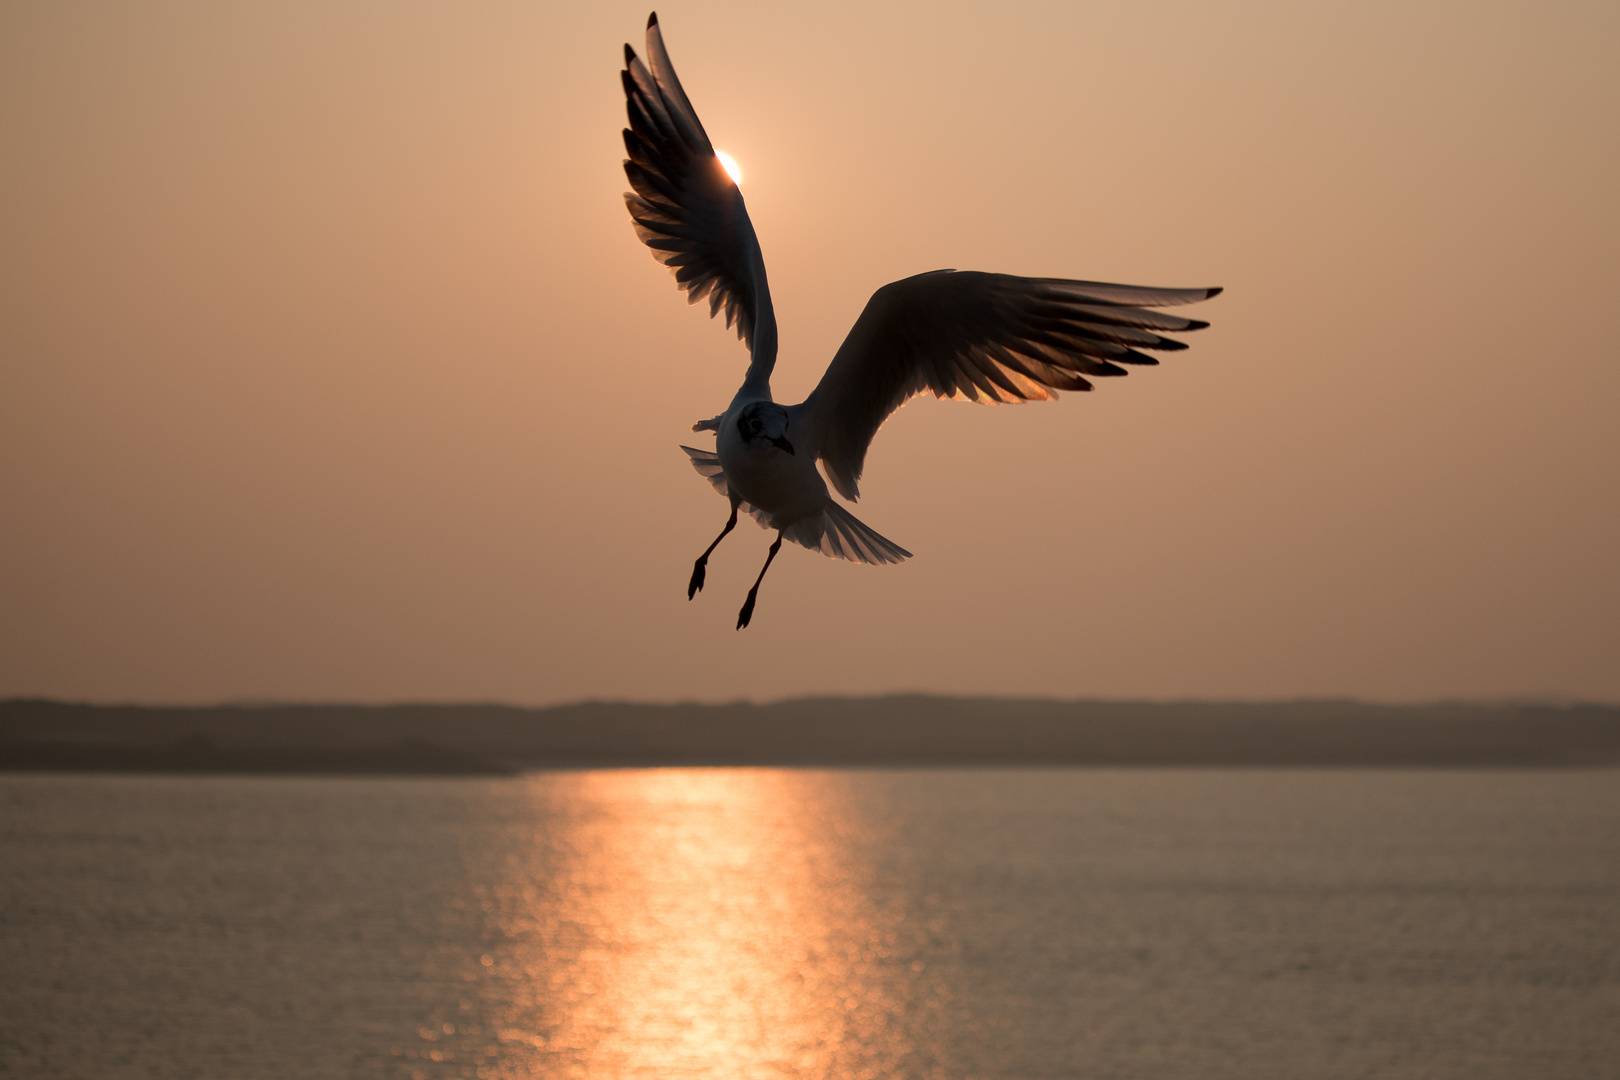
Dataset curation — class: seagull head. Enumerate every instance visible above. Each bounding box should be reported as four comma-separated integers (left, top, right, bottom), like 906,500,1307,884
737,402,794,456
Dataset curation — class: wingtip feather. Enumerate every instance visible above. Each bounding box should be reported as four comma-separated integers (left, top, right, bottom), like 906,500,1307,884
647,11,658,28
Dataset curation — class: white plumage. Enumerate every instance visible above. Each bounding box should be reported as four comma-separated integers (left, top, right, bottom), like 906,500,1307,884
622,13,1221,628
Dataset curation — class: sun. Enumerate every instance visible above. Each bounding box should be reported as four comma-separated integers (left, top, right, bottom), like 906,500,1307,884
715,150,742,186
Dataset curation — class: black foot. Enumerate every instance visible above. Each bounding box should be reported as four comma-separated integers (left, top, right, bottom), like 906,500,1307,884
736,588,758,629
688,558,707,600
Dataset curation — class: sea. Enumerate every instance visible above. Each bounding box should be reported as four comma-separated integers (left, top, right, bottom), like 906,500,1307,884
2,769,1616,1079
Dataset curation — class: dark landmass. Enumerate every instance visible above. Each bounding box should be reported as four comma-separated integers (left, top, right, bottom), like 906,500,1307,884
2,696,1618,774
0,733,518,776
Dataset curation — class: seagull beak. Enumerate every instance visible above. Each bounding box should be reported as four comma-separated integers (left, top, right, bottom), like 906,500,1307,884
770,436,795,455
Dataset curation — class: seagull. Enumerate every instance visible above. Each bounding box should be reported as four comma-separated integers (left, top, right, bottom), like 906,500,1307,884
622,13,1220,629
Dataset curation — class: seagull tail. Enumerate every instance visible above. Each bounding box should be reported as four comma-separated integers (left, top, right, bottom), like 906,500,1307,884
785,501,912,565
681,445,910,565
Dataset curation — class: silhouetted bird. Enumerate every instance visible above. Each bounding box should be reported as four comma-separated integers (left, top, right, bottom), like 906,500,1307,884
622,12,1220,629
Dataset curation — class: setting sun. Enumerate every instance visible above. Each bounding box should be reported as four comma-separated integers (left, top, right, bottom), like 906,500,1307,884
715,150,742,185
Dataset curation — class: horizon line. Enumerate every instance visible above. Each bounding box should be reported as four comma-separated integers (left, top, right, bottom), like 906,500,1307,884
5,693,1615,712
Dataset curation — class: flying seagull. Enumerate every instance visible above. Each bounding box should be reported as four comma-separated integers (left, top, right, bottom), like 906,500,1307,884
622,13,1220,629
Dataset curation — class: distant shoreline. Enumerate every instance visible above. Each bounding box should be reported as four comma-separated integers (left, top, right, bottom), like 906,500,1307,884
4,696,1617,775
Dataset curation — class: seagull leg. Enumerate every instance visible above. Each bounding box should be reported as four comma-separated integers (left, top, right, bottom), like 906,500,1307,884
736,531,784,630
689,501,739,600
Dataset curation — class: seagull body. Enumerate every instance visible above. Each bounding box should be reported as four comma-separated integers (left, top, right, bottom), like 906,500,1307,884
622,13,1220,628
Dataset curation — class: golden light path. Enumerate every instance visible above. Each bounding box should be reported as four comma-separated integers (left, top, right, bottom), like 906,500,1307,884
462,770,951,1080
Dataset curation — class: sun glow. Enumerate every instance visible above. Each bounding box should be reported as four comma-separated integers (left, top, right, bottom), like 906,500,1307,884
473,770,930,1077
715,150,742,185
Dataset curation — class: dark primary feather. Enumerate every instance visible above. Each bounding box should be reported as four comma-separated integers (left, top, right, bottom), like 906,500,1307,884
621,16,767,351
803,270,1221,501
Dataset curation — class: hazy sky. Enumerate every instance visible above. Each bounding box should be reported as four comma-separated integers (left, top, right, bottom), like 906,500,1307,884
2,0,1616,705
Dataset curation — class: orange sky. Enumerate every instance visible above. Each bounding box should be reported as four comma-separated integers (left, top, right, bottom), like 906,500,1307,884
2,1,1616,705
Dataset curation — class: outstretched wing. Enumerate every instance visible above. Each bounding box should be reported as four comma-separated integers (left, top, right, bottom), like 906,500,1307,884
799,270,1221,500
622,14,777,374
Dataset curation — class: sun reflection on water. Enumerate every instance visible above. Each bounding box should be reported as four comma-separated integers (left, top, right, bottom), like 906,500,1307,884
450,769,948,1080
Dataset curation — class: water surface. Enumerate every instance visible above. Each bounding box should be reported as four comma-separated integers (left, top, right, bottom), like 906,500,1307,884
2,770,1616,1078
